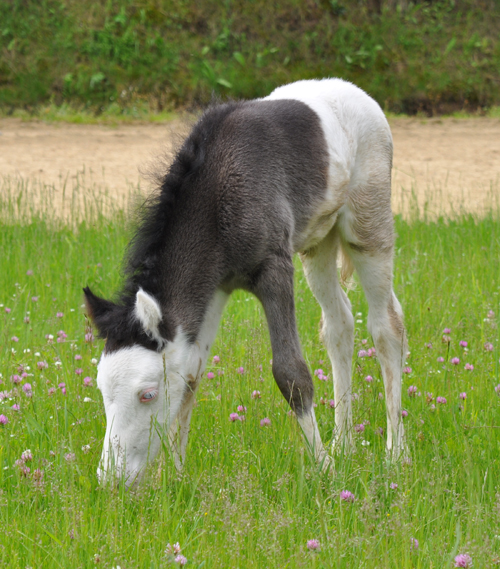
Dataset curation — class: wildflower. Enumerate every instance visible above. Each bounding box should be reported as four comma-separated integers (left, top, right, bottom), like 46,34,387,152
31,296,38,302
11,336,19,342
390,482,398,490
437,357,445,363
314,369,323,377
81,445,91,454
56,312,63,318
451,357,460,365
465,363,474,371
21,449,33,461
33,468,44,481
252,390,261,399
260,417,271,426
357,350,368,358
47,387,56,396
91,358,98,365
410,538,419,551
5,307,11,313
401,409,408,418
207,372,215,379
429,404,436,412
37,361,48,370
24,316,30,324
403,366,412,374
237,366,244,374
22,383,32,397
487,310,495,319
340,490,355,502
365,375,373,383
237,405,247,413
75,354,82,361
317,373,328,381
165,542,182,555
376,427,384,436
408,385,417,396
425,342,432,349
11,375,22,384
57,330,67,343
213,355,220,364
459,392,467,400
443,328,451,334
75,368,83,375
26,269,33,276
12,404,20,411
64,453,76,462
459,340,468,348
484,342,494,352
229,413,240,422
175,555,187,566
436,396,447,404
442,334,451,343
84,332,94,343
495,384,500,395
83,377,93,387
354,423,365,433
328,399,335,408
307,539,320,551
0,415,8,425
454,553,473,568
367,347,376,357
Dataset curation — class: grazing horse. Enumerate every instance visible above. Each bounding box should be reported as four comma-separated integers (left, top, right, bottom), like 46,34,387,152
84,78,407,487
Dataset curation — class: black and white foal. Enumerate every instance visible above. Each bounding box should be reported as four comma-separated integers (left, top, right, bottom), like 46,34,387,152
84,78,407,486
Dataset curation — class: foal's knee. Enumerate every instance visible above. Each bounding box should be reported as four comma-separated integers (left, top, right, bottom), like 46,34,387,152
272,356,314,416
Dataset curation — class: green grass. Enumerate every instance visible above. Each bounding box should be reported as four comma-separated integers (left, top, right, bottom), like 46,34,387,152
1,182,500,568
2,102,500,126
1,0,499,116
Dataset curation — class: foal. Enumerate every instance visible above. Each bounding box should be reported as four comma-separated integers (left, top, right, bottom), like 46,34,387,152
84,78,407,486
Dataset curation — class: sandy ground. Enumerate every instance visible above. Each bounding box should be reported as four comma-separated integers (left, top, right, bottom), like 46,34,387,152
0,116,499,218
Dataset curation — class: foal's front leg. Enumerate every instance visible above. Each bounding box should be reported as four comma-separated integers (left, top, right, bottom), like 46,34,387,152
168,386,197,472
254,254,331,469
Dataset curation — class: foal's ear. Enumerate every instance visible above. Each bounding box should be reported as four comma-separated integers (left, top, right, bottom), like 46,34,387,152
83,286,122,339
134,288,163,338
83,286,116,323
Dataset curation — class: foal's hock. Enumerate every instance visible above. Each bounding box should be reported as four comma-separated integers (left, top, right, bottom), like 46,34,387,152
84,78,407,486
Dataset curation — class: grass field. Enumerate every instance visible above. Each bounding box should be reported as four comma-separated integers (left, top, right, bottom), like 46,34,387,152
1,181,500,568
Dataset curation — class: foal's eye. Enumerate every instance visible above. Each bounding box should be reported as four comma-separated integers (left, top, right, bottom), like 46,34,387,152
140,389,158,403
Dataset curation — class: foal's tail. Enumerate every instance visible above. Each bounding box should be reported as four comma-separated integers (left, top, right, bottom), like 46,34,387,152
338,242,355,289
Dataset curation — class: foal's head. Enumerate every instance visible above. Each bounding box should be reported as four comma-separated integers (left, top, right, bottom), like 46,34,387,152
84,287,171,487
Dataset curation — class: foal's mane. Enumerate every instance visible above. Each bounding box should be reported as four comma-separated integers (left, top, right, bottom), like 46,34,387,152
119,101,241,305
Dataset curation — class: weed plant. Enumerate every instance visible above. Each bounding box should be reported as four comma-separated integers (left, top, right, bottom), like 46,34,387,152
1,182,500,567
1,0,499,115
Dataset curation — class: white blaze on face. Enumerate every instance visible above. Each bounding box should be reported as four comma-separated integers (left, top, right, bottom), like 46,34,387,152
96,345,168,487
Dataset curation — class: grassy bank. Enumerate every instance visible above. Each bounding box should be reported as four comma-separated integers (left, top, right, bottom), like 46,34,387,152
1,0,499,116
1,184,500,567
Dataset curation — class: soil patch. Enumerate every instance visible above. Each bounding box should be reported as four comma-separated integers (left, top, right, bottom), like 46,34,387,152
1,116,499,218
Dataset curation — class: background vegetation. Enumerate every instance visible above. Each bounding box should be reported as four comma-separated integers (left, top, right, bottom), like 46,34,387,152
1,0,499,116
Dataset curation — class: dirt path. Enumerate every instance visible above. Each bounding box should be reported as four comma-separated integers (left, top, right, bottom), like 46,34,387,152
1,116,499,217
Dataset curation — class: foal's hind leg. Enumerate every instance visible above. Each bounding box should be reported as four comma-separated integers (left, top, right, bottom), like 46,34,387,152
342,229,408,459
254,253,330,468
300,228,355,452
